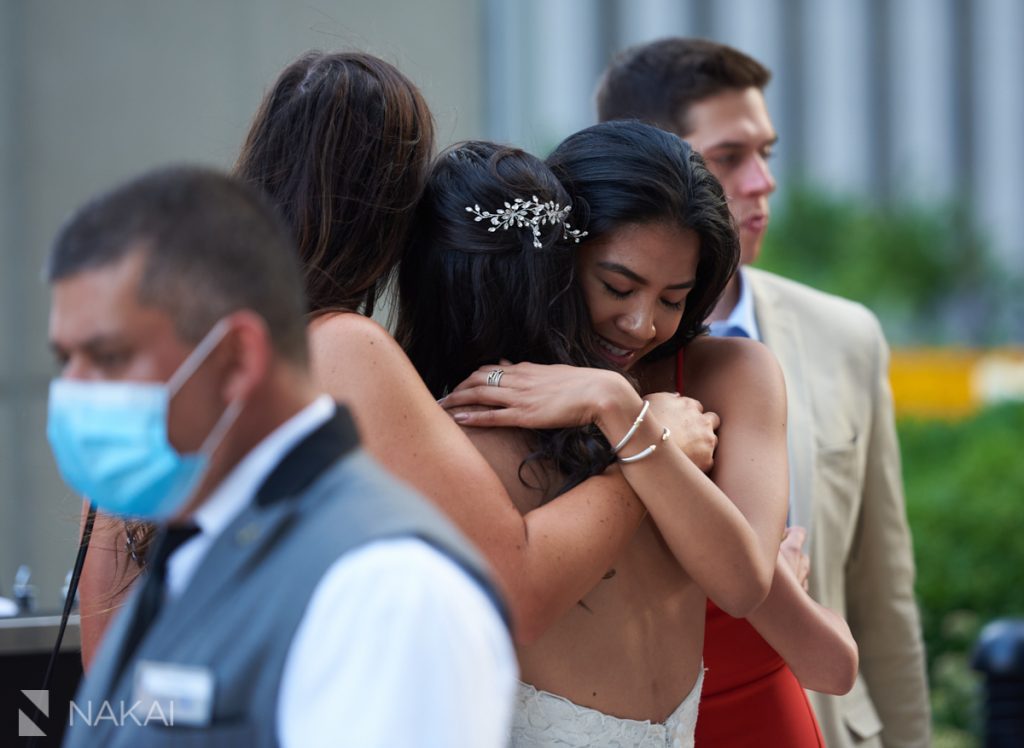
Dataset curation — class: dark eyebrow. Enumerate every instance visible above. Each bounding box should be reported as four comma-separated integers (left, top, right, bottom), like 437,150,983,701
597,261,695,290
50,334,125,359
707,135,779,151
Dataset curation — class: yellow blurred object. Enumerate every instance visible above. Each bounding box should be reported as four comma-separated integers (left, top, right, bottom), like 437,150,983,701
890,348,1024,419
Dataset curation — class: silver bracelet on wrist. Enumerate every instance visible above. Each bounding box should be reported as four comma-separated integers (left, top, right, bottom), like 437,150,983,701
611,399,651,455
618,427,672,464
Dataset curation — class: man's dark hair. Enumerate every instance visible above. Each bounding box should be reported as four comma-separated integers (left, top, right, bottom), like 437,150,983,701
47,165,309,363
596,37,771,135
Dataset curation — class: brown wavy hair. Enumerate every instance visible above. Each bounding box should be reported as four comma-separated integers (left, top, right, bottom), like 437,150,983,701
117,52,434,580
234,51,435,317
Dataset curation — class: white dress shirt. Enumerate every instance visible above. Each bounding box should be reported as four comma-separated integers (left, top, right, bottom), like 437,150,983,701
165,395,517,748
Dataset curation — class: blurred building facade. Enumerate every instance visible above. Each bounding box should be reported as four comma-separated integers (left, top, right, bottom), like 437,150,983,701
486,0,1024,267
1,0,1021,605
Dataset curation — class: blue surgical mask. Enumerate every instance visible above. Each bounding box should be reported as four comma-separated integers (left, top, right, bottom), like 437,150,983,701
46,319,242,520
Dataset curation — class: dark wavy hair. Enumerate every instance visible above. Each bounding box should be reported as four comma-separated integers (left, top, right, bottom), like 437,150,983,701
397,142,621,497
234,51,435,317
546,120,739,361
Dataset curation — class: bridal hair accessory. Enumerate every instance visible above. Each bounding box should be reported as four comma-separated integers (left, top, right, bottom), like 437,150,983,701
466,196,588,249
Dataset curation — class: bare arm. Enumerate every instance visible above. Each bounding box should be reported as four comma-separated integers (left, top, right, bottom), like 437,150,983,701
308,313,645,643
443,351,780,616
596,388,774,615
678,337,789,610
689,338,859,693
748,538,859,694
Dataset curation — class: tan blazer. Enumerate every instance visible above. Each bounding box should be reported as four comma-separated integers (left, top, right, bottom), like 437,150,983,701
745,267,931,747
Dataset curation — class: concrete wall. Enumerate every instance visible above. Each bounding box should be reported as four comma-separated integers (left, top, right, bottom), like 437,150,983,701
0,0,483,609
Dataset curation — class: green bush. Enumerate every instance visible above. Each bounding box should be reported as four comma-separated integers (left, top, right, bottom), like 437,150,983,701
899,403,1024,737
758,187,1017,344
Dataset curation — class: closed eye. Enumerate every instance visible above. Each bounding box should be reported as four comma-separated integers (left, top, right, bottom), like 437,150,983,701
661,298,686,311
602,281,631,299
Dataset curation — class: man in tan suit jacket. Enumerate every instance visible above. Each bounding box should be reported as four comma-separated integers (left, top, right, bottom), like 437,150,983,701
596,38,930,746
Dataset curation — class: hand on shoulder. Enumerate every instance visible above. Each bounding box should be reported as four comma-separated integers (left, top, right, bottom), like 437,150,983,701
442,361,637,431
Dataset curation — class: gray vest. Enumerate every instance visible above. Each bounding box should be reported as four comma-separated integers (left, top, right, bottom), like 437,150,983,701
63,408,505,748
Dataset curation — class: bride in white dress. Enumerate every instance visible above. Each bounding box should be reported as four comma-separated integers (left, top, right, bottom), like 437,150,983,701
399,126,788,746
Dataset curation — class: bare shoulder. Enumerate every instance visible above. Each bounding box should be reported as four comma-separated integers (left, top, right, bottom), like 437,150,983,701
307,311,426,399
305,310,458,464
684,336,785,413
308,311,404,363
686,336,783,389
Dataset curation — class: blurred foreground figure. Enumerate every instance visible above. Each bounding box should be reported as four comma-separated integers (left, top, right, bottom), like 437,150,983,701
50,166,515,748
597,38,929,747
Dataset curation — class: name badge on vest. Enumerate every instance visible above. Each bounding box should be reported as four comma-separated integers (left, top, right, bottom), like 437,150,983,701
132,660,215,727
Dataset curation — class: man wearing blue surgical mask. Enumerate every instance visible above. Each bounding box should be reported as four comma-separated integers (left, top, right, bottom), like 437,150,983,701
52,166,516,748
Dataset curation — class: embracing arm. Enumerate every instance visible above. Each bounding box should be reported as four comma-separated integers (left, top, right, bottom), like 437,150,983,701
689,337,859,690
445,351,780,616
604,389,775,615
308,313,645,643
629,339,788,616
748,534,859,694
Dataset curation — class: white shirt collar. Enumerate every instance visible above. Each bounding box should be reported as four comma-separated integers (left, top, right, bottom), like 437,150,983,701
164,394,337,599
192,394,336,540
708,267,761,341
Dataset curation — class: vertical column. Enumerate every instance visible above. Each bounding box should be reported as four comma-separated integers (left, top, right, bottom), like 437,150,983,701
888,0,957,202
802,0,872,193
777,0,807,186
710,0,791,189
865,0,893,203
483,0,531,146
485,0,603,152
613,0,689,50
535,0,603,149
0,0,25,597
971,0,1024,265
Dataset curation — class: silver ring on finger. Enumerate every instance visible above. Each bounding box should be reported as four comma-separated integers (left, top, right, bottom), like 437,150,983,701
486,368,505,387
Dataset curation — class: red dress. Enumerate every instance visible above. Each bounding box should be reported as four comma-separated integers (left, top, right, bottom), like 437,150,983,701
676,350,824,746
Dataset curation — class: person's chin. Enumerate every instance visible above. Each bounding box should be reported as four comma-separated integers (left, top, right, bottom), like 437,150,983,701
739,233,764,266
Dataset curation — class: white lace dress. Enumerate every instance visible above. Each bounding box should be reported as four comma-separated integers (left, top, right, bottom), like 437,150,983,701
509,668,703,747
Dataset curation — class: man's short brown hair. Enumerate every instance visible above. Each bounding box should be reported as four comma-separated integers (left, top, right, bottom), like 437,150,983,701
596,37,771,135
